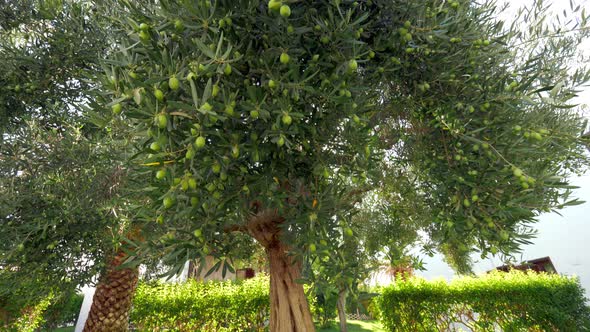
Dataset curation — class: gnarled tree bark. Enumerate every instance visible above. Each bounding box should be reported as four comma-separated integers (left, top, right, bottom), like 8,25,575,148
83,250,139,332
245,210,316,332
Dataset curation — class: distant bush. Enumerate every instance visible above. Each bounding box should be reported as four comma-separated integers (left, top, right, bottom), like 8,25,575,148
0,291,82,331
130,275,270,331
307,283,338,328
9,295,52,332
42,292,83,329
375,271,590,331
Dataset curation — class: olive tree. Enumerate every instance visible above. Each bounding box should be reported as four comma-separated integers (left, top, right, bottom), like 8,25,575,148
0,1,143,329
99,0,589,330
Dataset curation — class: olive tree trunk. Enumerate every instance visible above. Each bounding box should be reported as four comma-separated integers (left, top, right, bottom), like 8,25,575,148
244,210,316,332
83,250,139,332
337,288,348,332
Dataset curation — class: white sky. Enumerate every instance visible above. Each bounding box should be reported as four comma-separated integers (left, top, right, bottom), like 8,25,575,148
417,0,590,299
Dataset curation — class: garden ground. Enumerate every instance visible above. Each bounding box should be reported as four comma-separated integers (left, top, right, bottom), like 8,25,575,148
54,320,384,332
318,320,385,332
53,327,74,332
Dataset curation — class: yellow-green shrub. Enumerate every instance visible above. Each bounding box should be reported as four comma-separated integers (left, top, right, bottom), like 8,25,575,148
375,271,590,331
130,275,270,332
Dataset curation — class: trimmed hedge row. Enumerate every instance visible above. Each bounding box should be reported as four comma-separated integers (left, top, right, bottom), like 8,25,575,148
130,276,270,331
374,271,590,331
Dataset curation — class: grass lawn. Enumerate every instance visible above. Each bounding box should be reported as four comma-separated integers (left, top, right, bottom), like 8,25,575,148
317,320,385,332
51,321,385,332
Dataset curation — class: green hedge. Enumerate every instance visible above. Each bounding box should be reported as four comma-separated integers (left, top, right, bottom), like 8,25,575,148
375,271,590,331
130,275,270,332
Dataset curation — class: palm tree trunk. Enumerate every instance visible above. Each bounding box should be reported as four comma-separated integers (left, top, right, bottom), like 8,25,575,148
83,250,139,332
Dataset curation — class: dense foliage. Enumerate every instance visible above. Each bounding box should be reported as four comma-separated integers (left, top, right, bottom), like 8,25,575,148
0,2,154,325
1,0,589,329
375,271,590,331
0,0,124,312
42,292,84,330
99,0,590,276
130,276,270,332
0,121,120,303
0,291,83,331
0,0,107,131
309,281,339,328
